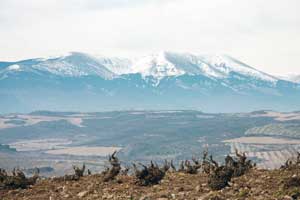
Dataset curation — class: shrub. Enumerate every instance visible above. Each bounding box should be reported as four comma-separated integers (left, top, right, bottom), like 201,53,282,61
0,168,39,190
133,161,167,186
207,150,254,190
102,151,121,182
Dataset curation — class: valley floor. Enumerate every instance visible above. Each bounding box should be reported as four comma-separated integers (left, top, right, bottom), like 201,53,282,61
1,168,299,200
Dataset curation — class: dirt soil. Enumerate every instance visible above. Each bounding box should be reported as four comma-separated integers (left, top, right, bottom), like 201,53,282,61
2,168,300,200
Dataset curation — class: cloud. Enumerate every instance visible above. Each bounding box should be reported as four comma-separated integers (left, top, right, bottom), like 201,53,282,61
0,0,300,75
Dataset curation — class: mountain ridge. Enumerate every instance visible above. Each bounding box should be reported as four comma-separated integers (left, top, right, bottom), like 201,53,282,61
0,51,281,82
0,51,299,113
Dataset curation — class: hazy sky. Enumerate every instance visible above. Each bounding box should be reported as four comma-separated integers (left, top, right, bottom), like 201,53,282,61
1,0,300,75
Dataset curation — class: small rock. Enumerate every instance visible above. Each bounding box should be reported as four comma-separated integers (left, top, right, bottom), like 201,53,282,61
178,192,185,197
139,196,150,200
87,184,94,190
171,193,176,199
292,174,297,178
77,191,89,198
283,195,293,200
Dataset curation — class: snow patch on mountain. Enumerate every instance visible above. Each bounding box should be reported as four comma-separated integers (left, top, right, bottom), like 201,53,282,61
31,52,115,79
95,56,132,75
130,52,185,80
36,52,73,61
280,74,300,83
291,75,300,83
198,55,278,82
7,64,21,71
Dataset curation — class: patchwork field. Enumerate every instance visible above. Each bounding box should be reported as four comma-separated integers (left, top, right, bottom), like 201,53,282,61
223,137,300,169
0,110,300,175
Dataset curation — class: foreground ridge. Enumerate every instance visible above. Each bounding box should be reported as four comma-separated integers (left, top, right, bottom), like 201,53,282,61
1,151,300,200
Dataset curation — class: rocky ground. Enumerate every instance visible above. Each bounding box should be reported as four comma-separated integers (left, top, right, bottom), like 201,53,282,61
1,168,300,200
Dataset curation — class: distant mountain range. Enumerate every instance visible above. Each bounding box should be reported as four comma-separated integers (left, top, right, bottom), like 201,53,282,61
1,51,300,113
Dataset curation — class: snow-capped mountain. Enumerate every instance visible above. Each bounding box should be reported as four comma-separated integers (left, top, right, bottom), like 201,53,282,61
0,52,115,79
96,51,278,83
0,51,279,83
0,51,299,113
1,52,278,82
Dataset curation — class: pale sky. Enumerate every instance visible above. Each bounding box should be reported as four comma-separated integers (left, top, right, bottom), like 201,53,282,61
0,0,300,76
